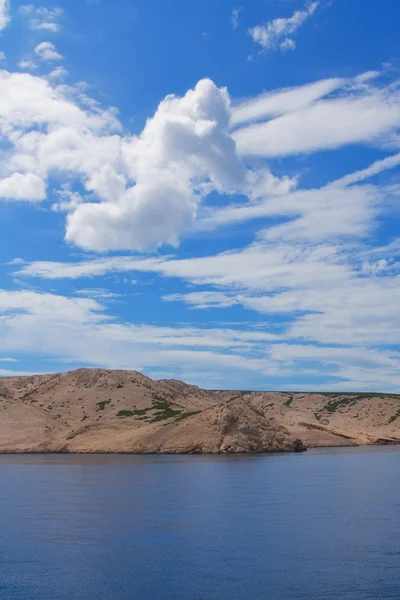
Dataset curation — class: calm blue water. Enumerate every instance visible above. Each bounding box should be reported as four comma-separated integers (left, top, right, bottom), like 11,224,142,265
1,446,399,600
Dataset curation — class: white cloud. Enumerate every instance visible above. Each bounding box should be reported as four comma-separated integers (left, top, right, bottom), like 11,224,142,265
199,171,392,237
0,70,121,216
0,288,280,381
2,10,399,390
355,71,380,84
0,368,43,376
65,78,294,251
260,185,380,242
267,344,400,391
163,291,239,309
15,204,400,354
0,67,120,151
361,259,394,274
51,186,84,212
0,173,46,201
18,58,38,70
19,5,63,32
1,286,400,390
11,151,400,390
233,83,400,157
0,68,296,249
280,38,296,51
0,0,10,31
249,1,318,53
0,65,398,263
34,41,63,62
156,249,400,352
329,152,400,188
231,76,347,126
231,8,240,29
48,66,68,80
16,255,163,280
74,288,121,300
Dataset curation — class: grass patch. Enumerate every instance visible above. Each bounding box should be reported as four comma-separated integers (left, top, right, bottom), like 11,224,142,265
96,400,111,411
284,395,294,407
149,410,182,423
314,412,322,421
116,410,136,418
175,410,201,421
116,408,152,418
323,396,361,413
388,409,400,424
116,393,202,423
147,393,182,423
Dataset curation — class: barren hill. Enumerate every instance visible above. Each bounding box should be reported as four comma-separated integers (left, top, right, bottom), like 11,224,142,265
0,368,399,453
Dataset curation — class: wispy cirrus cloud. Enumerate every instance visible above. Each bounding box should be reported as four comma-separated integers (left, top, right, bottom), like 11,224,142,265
249,1,319,53
1,287,400,390
232,77,400,157
231,76,347,126
231,8,240,29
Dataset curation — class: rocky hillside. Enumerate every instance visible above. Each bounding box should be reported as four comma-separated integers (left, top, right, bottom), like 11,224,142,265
0,368,399,453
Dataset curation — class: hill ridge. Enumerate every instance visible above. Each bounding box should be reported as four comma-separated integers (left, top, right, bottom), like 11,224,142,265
0,369,399,453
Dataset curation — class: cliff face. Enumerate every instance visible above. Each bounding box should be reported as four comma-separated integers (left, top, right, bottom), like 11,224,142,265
0,368,399,453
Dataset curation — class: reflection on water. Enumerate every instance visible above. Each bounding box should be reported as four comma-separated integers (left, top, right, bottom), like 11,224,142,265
1,446,399,600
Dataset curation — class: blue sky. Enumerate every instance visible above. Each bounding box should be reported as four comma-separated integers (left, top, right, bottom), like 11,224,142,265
0,0,400,391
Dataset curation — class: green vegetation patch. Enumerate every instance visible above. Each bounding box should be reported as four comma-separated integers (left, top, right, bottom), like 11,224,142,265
284,395,294,407
149,410,182,423
117,408,152,418
116,393,201,423
323,396,361,413
388,409,400,424
175,410,201,421
148,394,182,423
116,410,136,418
96,400,111,411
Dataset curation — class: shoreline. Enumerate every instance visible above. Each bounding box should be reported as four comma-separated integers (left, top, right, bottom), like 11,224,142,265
1,440,400,456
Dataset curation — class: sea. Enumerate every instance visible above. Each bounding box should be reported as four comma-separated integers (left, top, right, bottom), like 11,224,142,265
1,446,399,600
